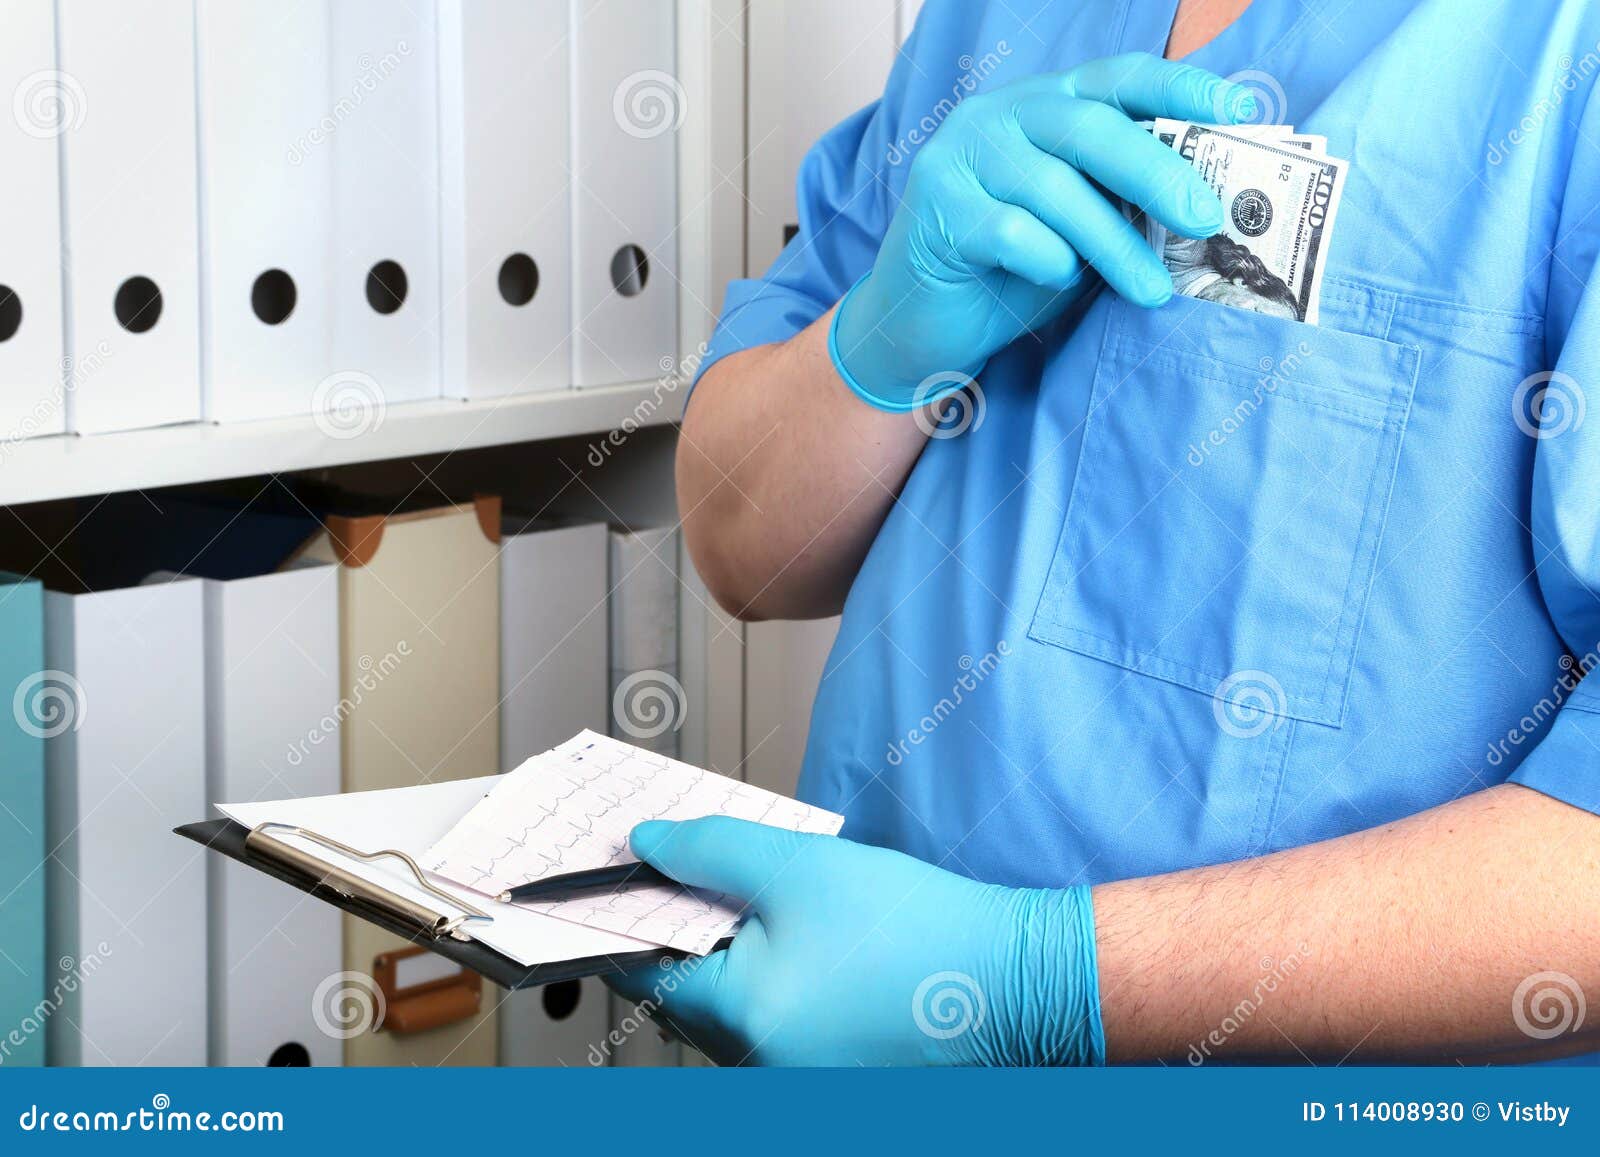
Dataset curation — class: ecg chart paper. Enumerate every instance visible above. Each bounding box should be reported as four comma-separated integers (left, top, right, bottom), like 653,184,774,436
422,730,844,954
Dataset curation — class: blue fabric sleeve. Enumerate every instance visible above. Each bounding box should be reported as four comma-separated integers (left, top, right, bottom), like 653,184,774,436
1508,85,1600,815
1509,684,1600,816
687,52,911,406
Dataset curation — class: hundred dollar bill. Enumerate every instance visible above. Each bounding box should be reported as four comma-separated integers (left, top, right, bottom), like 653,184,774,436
1124,122,1326,241
1147,122,1347,324
1150,117,1326,154
1139,119,1324,152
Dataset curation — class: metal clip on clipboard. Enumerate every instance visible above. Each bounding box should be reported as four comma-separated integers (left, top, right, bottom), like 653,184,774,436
243,822,495,941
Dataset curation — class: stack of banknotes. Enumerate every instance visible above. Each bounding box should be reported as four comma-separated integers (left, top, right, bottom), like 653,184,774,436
1138,118,1347,324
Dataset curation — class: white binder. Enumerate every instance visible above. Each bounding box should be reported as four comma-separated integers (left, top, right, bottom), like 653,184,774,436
201,565,343,1067
330,0,441,408
437,0,571,399
607,526,680,759
498,519,610,1066
293,498,501,1066
500,520,608,769
502,978,613,1067
606,992,683,1067
44,578,207,1067
570,0,679,387
56,0,200,434
608,526,678,676
0,0,64,438
196,0,335,423
745,0,900,273
897,0,925,43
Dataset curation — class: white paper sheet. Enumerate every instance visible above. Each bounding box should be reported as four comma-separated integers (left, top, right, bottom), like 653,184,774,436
422,731,845,954
216,776,656,968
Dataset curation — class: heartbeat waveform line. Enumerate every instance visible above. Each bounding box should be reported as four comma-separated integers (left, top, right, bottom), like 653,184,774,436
422,731,844,953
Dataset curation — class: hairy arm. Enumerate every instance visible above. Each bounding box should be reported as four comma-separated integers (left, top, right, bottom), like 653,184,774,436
676,309,934,621
1094,783,1600,1063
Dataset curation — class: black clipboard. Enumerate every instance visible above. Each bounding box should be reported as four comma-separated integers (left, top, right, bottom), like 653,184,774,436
176,818,693,990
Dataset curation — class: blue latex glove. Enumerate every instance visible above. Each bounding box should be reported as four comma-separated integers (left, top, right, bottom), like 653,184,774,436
830,52,1258,411
604,817,1103,1066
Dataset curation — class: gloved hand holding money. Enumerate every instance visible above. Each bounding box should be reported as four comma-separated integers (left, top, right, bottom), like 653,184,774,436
1138,118,1347,324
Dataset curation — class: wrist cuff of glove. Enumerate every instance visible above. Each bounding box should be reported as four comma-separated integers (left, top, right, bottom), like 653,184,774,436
977,883,1107,1067
1056,884,1108,1066
828,274,973,414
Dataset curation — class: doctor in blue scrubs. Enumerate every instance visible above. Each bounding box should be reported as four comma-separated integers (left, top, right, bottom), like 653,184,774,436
610,0,1600,1065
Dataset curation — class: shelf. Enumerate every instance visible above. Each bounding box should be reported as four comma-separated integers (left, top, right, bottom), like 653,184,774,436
0,380,682,506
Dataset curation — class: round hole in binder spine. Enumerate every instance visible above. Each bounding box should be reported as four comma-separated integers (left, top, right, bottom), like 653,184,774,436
251,269,298,325
0,286,19,343
498,252,539,306
267,1042,311,1067
542,979,582,1021
365,259,408,315
610,244,650,297
113,276,163,334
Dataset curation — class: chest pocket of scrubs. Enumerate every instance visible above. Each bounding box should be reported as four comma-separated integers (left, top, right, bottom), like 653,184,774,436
1029,294,1421,728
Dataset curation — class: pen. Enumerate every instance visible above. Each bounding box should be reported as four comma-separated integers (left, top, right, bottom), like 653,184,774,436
496,861,675,903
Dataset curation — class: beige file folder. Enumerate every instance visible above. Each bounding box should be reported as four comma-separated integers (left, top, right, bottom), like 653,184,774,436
293,498,501,1066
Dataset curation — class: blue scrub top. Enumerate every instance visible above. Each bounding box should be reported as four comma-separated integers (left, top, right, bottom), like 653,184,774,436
697,0,1600,890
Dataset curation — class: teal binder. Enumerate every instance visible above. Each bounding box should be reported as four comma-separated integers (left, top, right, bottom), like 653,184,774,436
0,574,46,1067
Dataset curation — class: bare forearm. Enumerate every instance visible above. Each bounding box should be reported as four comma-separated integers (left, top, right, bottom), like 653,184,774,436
677,308,931,620
1094,784,1600,1063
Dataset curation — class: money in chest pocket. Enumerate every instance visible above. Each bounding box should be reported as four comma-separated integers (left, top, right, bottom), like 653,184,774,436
1142,120,1348,325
